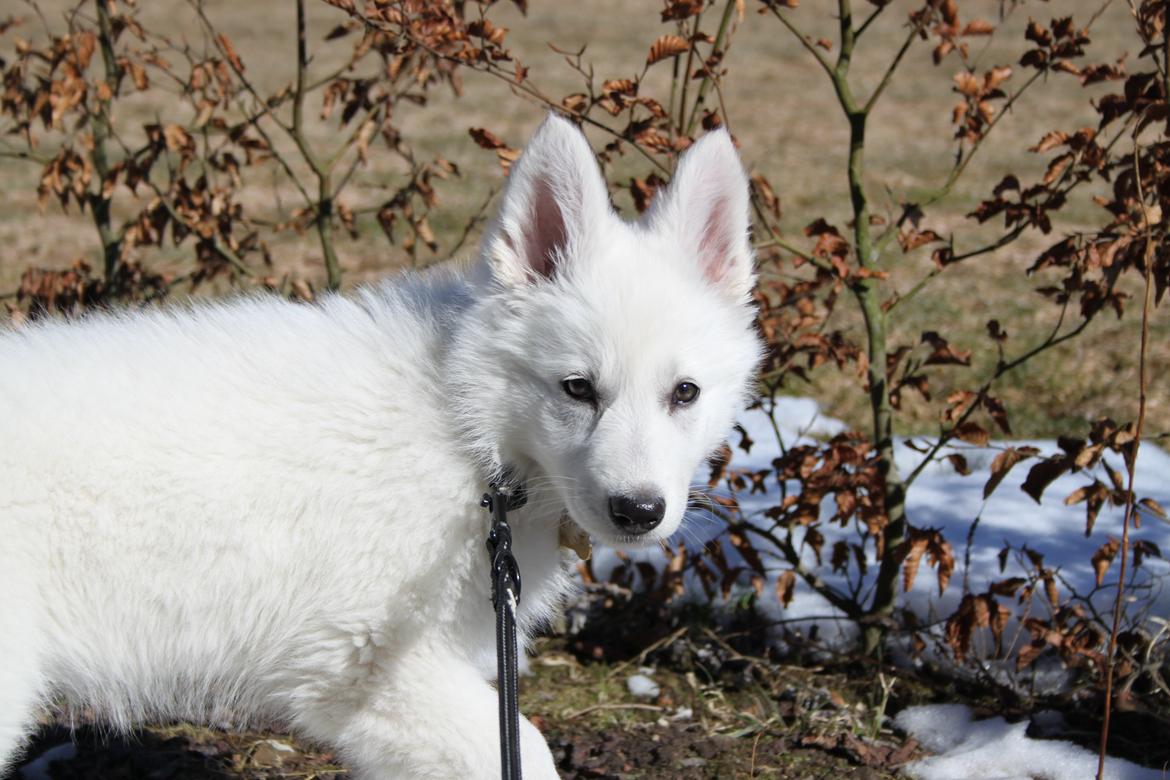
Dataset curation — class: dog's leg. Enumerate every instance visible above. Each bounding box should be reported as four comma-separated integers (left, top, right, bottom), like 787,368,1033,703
296,644,559,780
0,590,43,773
0,679,38,775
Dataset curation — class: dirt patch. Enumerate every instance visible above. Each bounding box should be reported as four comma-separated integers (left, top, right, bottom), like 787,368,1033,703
9,633,922,779
544,725,902,779
12,723,344,779
11,711,910,780
11,625,1167,779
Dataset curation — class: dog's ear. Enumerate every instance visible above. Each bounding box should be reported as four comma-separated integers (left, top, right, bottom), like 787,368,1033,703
481,114,610,288
649,130,755,300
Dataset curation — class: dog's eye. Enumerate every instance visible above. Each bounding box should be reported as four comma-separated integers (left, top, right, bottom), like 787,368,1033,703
672,381,700,406
561,376,596,403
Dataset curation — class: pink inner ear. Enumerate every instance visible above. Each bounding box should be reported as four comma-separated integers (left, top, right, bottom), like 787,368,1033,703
698,196,734,285
523,179,567,280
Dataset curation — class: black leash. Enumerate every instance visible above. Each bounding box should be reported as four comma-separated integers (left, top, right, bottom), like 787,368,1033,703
482,480,527,780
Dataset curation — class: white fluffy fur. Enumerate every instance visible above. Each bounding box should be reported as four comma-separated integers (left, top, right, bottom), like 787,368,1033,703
0,115,761,779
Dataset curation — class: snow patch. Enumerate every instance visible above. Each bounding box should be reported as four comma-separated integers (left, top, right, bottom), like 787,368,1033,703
895,704,1167,780
626,672,660,699
721,401,1170,652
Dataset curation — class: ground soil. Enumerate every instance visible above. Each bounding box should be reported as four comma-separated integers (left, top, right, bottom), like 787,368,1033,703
8,627,1169,779
8,630,921,780
11,717,909,780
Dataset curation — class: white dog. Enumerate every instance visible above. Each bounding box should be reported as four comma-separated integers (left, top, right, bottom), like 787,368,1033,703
0,115,761,778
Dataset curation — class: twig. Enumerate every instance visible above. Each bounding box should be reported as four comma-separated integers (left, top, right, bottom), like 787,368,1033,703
88,0,124,284
921,69,1044,212
904,298,1097,488
739,522,862,619
564,703,664,720
684,0,737,136
102,120,255,279
677,9,703,135
323,3,667,178
750,207,835,275
1097,137,1155,780
897,0,1115,236
194,0,345,288
445,186,498,259
610,626,688,677
863,17,923,115
749,729,763,778
0,147,52,164
189,1,312,206
765,4,834,80
854,2,886,40
887,110,1137,312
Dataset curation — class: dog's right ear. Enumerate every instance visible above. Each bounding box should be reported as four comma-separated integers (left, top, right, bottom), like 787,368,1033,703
480,115,611,288
645,129,755,302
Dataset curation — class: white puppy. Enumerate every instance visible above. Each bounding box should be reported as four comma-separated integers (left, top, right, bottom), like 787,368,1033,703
0,115,762,778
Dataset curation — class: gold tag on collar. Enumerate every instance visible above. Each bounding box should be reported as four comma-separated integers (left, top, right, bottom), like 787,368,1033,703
558,522,592,561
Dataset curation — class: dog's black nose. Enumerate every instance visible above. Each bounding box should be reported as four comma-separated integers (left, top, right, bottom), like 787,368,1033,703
608,493,666,535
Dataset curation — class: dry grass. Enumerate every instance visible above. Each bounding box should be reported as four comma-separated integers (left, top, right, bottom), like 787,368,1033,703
0,0,1165,437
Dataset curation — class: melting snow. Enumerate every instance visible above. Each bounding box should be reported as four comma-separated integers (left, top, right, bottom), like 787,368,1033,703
896,704,1166,780
626,671,661,699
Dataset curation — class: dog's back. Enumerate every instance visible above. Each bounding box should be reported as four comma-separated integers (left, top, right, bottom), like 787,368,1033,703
0,279,481,742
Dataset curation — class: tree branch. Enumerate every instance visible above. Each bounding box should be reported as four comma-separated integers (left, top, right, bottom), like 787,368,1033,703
89,0,124,284
1098,133,1156,780
684,0,737,136
854,2,887,40
740,522,863,619
863,19,922,115
765,4,834,80
903,300,1099,488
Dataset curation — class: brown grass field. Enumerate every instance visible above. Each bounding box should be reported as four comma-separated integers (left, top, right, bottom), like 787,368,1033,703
0,0,1166,439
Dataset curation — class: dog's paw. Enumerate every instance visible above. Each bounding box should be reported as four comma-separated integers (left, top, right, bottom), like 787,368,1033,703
519,717,560,780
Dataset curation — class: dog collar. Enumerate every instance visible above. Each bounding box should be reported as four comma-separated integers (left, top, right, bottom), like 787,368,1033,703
488,467,591,560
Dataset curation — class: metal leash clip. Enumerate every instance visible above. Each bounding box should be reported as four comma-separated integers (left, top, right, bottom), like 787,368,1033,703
484,481,526,610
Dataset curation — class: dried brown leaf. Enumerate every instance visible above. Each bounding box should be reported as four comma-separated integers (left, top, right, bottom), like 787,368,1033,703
982,449,1038,502
984,66,1012,90
730,529,766,575
954,71,981,97
1139,497,1168,520
1091,538,1120,587
1021,457,1069,504
902,537,929,593
1031,130,1068,153
468,127,506,150
646,35,690,66
953,422,989,447
775,570,796,607
962,19,995,36
945,453,971,476
217,33,244,73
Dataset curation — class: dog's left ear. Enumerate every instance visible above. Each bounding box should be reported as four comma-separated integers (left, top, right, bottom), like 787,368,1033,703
649,130,755,301
480,115,611,288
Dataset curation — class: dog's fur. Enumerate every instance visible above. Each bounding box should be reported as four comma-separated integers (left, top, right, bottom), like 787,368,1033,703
0,116,761,778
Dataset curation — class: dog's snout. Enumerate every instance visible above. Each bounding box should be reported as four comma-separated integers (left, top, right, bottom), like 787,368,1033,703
608,493,666,535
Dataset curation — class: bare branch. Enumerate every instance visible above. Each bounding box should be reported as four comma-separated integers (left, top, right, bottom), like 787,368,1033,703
684,0,737,137
863,19,923,115
1098,136,1156,780
765,4,834,80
